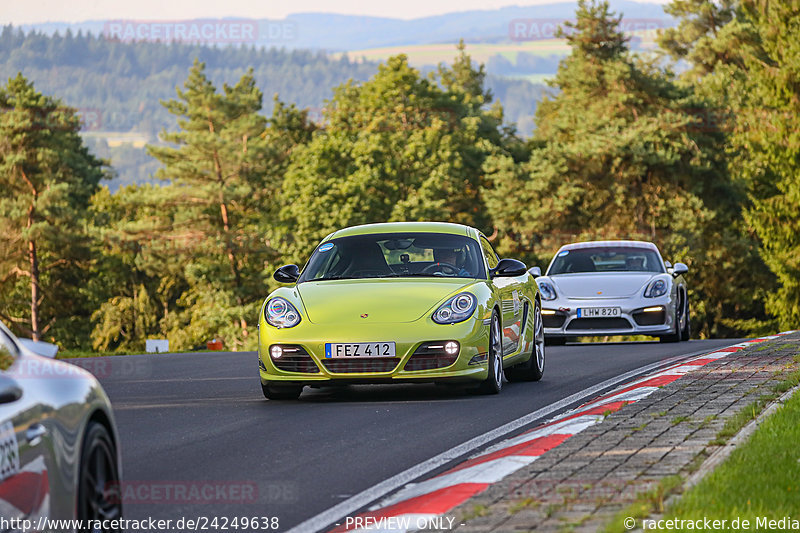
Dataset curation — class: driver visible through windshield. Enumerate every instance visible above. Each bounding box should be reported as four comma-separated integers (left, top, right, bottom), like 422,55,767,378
548,247,665,275
299,233,486,281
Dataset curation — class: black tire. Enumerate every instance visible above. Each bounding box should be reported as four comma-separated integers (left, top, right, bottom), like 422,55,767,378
477,310,503,394
261,382,303,400
680,296,691,341
77,421,122,530
507,301,545,382
545,336,566,346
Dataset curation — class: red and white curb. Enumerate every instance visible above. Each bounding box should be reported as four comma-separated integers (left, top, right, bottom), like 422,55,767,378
330,332,797,532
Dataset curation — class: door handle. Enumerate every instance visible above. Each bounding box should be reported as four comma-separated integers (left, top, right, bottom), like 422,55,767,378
26,423,47,445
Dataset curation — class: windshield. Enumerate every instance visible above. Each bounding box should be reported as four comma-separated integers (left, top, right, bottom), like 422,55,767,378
548,247,665,275
299,232,486,282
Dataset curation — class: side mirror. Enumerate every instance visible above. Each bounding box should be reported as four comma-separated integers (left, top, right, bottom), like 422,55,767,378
0,376,22,404
672,262,689,277
273,264,300,283
491,258,528,278
18,338,58,358
528,266,542,278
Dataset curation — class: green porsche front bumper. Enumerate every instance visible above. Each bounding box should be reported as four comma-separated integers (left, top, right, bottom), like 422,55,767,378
258,314,492,385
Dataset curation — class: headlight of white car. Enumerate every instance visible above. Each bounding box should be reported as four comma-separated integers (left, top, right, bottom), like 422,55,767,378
432,292,477,324
537,280,557,301
644,279,668,298
265,297,301,328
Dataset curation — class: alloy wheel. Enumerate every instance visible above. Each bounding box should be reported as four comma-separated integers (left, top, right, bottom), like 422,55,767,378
78,423,122,531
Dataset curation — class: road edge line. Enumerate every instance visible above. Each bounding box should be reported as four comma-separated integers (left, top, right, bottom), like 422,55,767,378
285,345,726,533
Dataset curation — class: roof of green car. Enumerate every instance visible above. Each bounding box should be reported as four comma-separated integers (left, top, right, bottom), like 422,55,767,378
327,221,477,240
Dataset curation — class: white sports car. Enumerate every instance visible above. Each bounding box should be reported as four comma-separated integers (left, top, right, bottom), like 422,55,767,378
529,241,690,344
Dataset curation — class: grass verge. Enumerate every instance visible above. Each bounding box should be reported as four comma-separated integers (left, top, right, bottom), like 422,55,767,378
664,385,800,526
710,365,800,445
602,351,800,532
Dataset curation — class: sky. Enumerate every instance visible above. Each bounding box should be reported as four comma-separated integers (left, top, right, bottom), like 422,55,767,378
1,0,666,25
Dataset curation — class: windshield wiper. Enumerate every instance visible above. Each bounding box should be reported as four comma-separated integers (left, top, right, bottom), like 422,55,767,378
387,272,473,278
303,276,356,282
306,273,473,281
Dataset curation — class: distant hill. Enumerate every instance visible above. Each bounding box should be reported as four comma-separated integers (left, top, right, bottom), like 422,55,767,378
0,27,378,189
0,27,547,190
19,1,673,50
4,2,671,189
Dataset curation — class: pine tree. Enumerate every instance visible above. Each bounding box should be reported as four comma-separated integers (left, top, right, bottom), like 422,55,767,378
143,61,313,350
659,0,798,330
0,73,106,343
143,61,268,349
87,184,188,351
483,0,759,337
279,50,509,264
657,0,755,82
728,1,800,330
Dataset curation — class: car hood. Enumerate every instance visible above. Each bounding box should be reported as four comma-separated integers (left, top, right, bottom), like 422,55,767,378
550,273,657,298
297,278,474,324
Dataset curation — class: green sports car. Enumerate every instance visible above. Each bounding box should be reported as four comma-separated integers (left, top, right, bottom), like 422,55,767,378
258,222,545,400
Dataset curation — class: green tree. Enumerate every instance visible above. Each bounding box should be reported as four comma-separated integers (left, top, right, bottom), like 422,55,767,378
141,61,312,350
0,73,105,344
279,50,511,264
659,0,798,331
87,184,187,351
724,1,800,330
145,60,271,350
484,0,760,337
657,0,753,82
88,68,314,352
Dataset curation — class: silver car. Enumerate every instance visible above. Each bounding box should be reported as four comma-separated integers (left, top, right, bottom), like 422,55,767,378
530,241,690,344
0,321,122,531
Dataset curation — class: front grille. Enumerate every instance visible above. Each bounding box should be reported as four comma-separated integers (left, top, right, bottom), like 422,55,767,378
322,358,400,373
270,345,320,373
543,313,567,328
404,342,458,371
567,318,632,331
633,308,666,326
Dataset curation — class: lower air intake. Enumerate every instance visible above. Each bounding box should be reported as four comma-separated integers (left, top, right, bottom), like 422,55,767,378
322,358,400,373
566,318,632,331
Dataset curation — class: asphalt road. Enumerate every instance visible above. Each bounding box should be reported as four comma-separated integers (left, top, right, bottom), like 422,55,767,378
91,339,740,531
